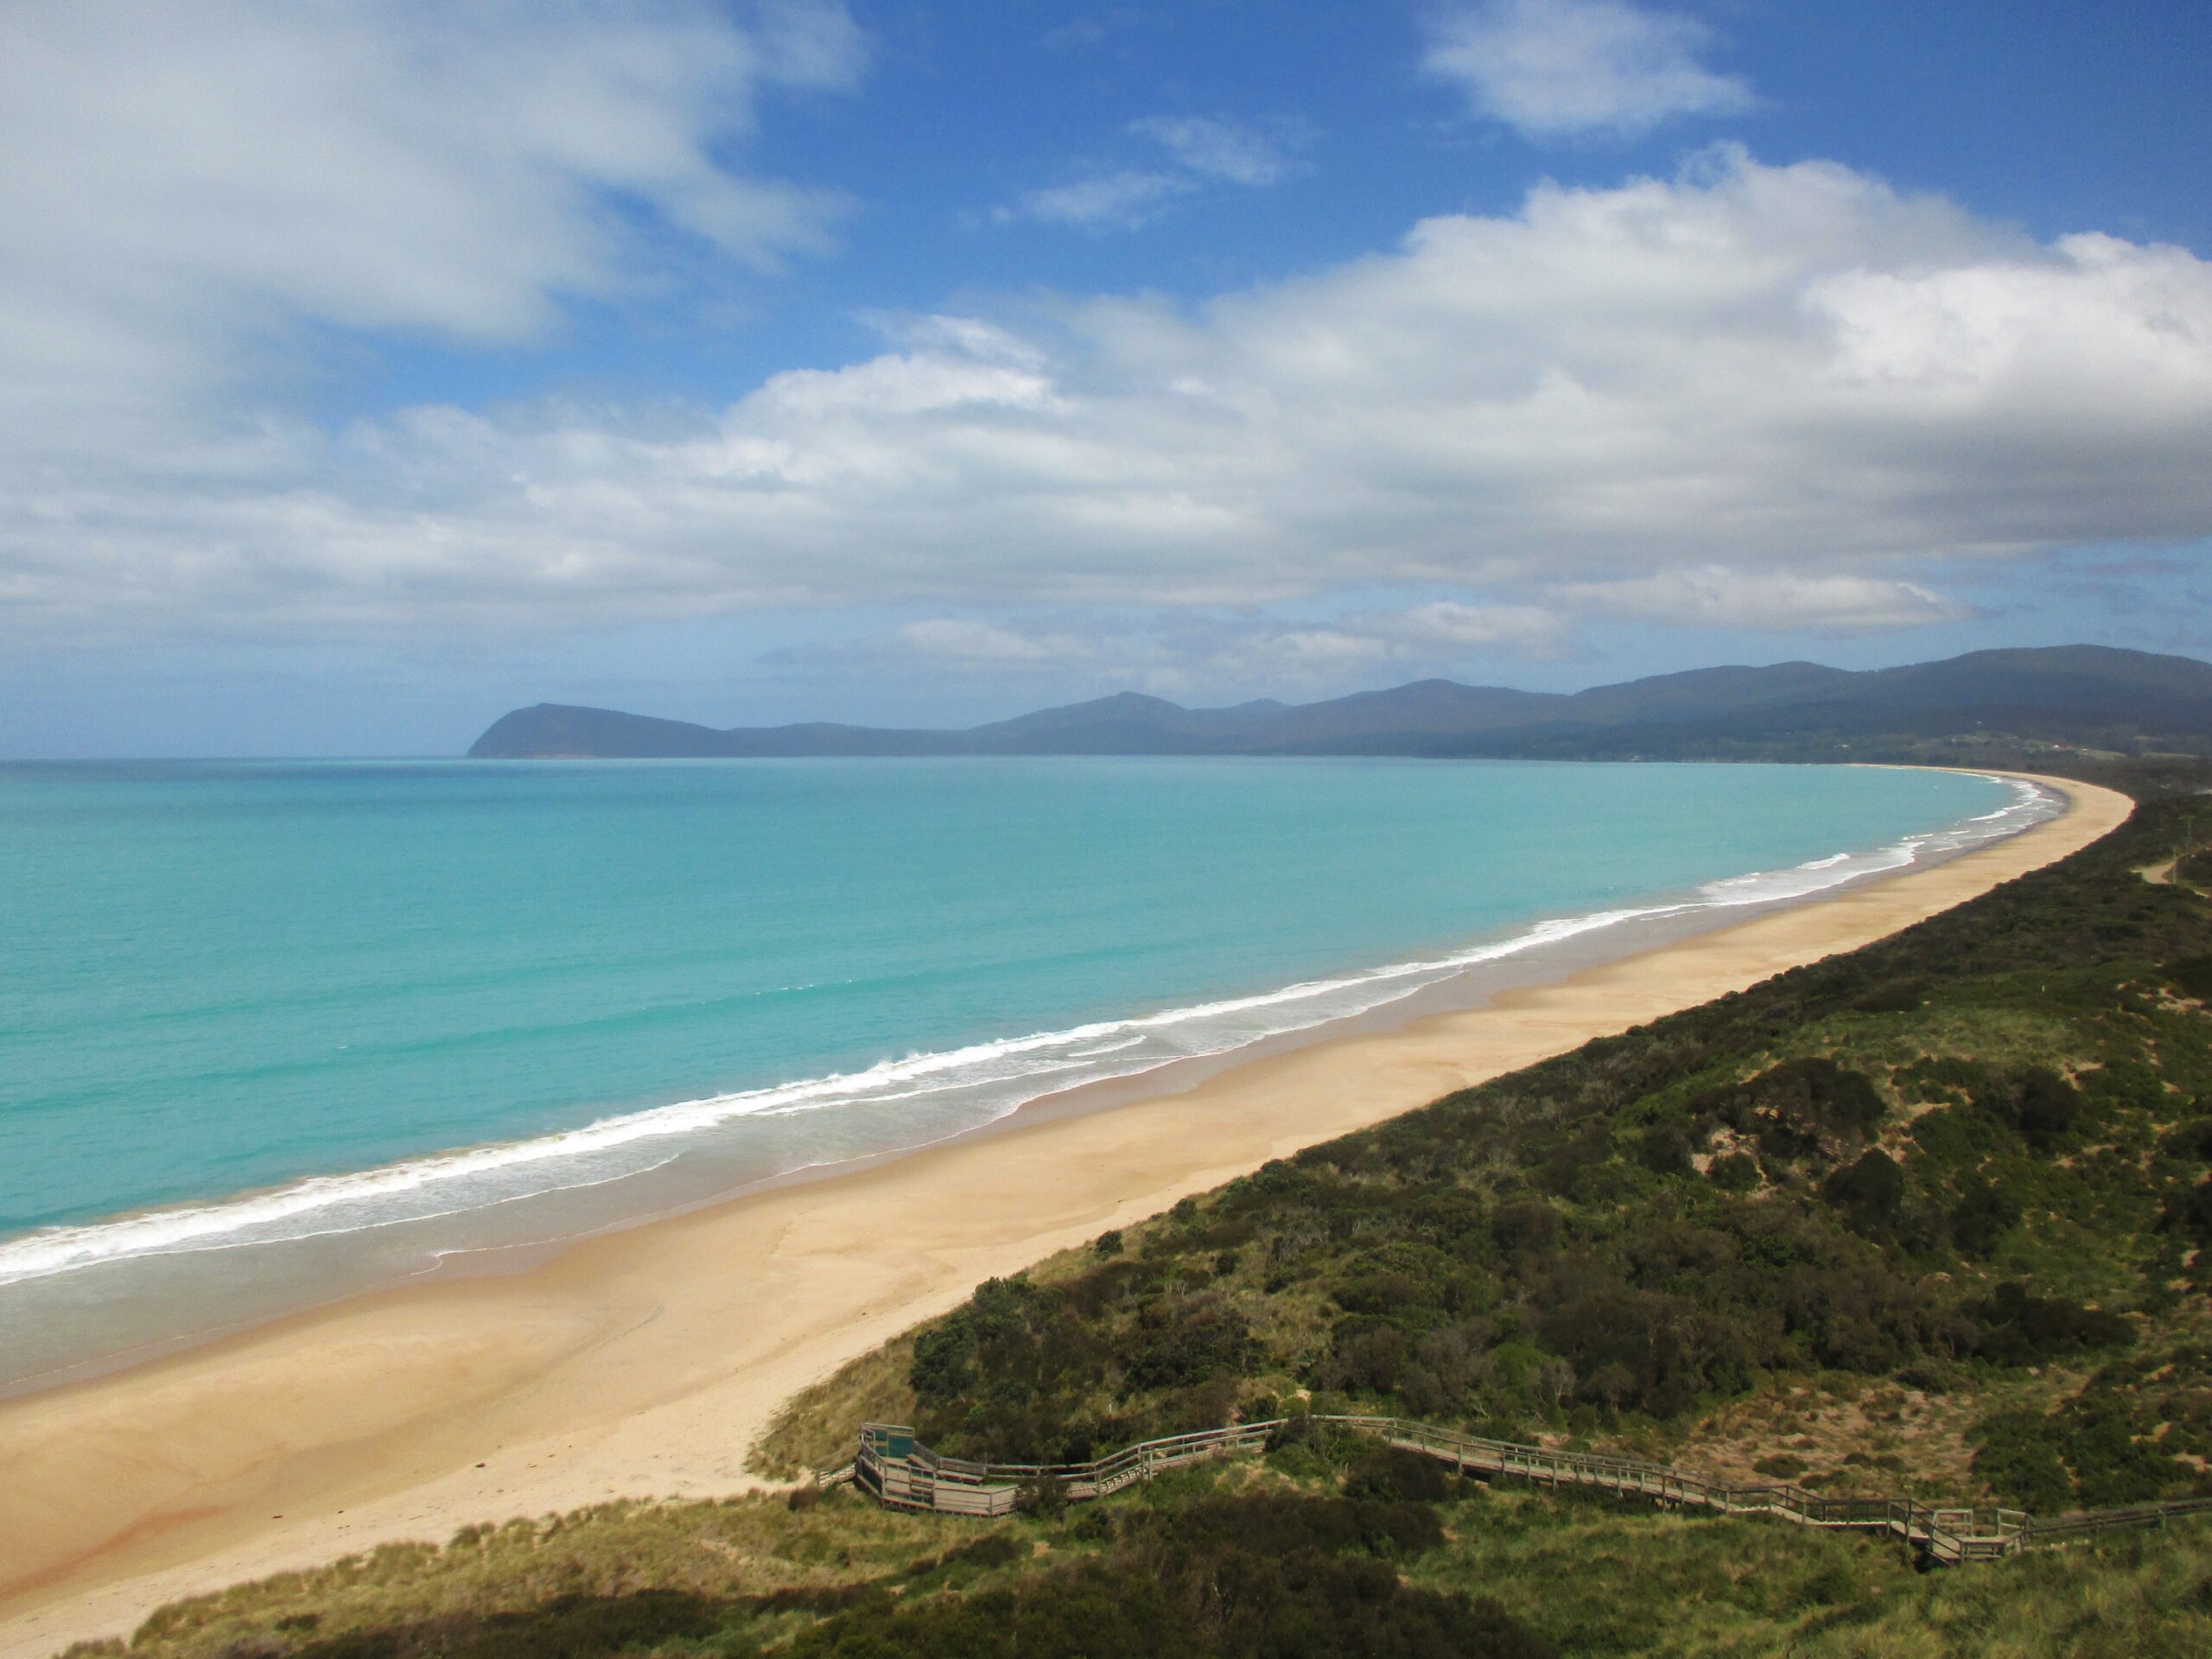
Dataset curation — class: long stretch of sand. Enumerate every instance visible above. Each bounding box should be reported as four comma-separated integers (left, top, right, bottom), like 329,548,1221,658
0,772,2132,1658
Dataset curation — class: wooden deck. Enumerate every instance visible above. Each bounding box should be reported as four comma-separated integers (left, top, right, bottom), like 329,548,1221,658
831,1414,2212,1567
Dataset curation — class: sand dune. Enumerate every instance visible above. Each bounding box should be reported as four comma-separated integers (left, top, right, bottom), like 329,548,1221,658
0,772,2132,1659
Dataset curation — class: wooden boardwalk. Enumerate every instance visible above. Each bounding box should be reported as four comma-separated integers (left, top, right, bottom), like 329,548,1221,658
830,1414,2212,1567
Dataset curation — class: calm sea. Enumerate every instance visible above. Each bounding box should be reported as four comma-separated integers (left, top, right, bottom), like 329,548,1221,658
0,757,2047,1388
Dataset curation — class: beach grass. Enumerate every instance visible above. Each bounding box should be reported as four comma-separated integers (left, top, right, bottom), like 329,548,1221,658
64,1453,2212,1659
15,759,2203,1658
751,1334,918,1482
822,783,2212,1515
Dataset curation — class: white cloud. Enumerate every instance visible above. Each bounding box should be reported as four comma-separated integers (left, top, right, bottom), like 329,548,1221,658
0,0,862,454
1001,170,1193,231
1039,10,1143,54
1556,567,1968,631
998,114,1293,230
1127,116,1293,186
1389,600,1570,652
1424,0,1753,137
805,598,1570,702
895,618,1095,664
9,149,2212,645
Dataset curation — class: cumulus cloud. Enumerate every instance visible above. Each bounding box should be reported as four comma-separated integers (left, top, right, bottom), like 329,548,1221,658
895,617,1095,664
1127,116,1294,187
1377,601,1570,653
1557,567,1968,631
823,599,1568,702
1424,0,1753,137
0,0,863,455
1002,169,1194,232
999,114,1294,230
8,149,2212,645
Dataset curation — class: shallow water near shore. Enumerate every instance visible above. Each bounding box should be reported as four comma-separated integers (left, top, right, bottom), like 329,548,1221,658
0,757,2049,1389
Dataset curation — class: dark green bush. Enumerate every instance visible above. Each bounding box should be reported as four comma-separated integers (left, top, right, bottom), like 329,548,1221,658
1821,1150,1906,1232
2166,956,2212,1000
1852,979,1929,1014
1971,1408,2075,1510
1949,1179,2022,1256
2160,1117,2212,1163
1491,1200,1563,1255
1970,1282,2133,1366
1973,1389,2188,1510
2012,1067,2082,1151
1344,1446,1452,1503
2159,1181,2212,1247
1707,1151,1760,1191
1635,1122,1694,1177
1692,1058,1888,1168
1120,1294,1259,1395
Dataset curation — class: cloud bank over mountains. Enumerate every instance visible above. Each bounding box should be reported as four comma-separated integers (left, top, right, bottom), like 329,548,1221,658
0,0,2207,716
9,137,2209,649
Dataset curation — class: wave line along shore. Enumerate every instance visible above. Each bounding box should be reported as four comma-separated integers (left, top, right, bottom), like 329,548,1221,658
0,771,2129,1659
0,774,2053,1300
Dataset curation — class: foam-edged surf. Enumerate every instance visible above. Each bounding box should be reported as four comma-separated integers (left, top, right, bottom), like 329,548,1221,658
0,774,2059,1294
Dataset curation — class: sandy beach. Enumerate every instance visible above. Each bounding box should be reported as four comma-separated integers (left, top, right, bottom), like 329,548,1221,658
0,772,2132,1659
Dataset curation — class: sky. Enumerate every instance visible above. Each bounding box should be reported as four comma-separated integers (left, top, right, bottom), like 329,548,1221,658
3,0,2209,757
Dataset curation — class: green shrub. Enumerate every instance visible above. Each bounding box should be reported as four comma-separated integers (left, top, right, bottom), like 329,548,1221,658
1970,1407,2075,1510
1344,1446,1452,1503
1121,1294,1259,1395
1970,1281,2133,1366
1821,1149,1906,1232
1707,1151,1760,1192
1950,1179,2022,1255
2165,956,2212,999
1853,979,1929,1014
2012,1066,2082,1151
2160,1117,2212,1162
1636,1122,1694,1177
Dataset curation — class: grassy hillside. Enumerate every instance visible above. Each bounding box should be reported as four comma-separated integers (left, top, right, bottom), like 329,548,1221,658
760,777,2212,1523
71,762,2212,1659
67,1451,2212,1659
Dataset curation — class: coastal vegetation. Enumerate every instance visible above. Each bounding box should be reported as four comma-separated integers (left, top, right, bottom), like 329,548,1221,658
70,757,2212,1658
762,771,2212,1526
65,1451,2212,1659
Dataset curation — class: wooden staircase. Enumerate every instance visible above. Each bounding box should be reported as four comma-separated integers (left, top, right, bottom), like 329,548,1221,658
832,1414,2212,1566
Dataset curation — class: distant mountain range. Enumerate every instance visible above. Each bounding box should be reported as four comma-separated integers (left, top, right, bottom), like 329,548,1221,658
467,645,2212,761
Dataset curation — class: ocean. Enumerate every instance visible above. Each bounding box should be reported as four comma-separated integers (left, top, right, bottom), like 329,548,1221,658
0,757,2050,1389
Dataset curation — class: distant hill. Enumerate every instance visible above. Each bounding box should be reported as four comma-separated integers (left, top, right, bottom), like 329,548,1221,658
467,645,2212,760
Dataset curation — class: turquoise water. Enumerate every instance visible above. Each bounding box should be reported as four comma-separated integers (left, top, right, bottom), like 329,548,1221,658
0,758,2043,1384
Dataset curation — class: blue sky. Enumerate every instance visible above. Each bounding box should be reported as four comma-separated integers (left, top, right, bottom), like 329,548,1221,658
2,0,2209,755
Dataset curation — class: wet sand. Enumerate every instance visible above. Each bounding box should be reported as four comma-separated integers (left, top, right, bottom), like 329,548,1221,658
0,772,2132,1658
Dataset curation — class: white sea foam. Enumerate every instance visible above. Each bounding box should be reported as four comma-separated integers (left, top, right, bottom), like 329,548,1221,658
0,777,2061,1293
1696,775,2053,907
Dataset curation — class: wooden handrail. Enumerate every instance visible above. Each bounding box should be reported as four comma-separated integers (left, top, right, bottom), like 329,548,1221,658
838,1414,2212,1565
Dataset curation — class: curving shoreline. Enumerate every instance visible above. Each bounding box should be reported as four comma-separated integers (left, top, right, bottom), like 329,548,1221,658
0,772,2133,1659
1,760,2037,1398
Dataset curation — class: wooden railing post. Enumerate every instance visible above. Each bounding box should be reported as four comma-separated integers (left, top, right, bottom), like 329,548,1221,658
845,1417,2209,1559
